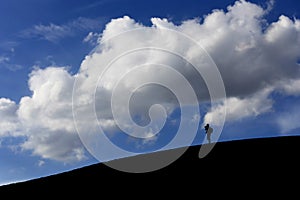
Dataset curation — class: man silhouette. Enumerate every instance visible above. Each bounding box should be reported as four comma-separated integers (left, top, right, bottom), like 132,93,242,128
204,123,213,144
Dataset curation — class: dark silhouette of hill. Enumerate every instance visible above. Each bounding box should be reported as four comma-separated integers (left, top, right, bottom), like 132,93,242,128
1,136,299,196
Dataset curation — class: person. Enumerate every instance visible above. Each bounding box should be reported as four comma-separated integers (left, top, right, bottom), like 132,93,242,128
204,123,213,144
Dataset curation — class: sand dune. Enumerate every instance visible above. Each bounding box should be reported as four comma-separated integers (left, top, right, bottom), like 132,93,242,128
1,136,299,195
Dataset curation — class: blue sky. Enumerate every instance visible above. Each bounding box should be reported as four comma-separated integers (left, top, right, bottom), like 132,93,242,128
0,0,300,185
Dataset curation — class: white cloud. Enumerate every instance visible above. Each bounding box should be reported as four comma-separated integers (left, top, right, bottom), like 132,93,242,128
21,17,104,43
204,88,274,126
1,63,23,71
0,56,9,63
276,104,300,133
22,23,72,43
0,67,88,163
279,78,300,96
18,67,75,132
83,32,101,45
0,98,21,137
21,129,85,162
74,0,113,12
16,67,86,163
71,17,104,31
0,55,23,71
38,160,45,167
1,0,300,162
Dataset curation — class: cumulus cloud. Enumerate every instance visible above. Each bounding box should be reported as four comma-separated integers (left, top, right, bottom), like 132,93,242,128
0,98,21,137
1,0,300,162
181,2,299,99
18,67,75,132
203,88,274,126
17,67,86,162
1,67,87,163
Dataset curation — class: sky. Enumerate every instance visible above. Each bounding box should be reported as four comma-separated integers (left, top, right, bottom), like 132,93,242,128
0,0,300,185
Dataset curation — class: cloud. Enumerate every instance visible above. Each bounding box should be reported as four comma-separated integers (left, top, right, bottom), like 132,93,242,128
0,31,17,58
74,0,116,11
0,41,18,51
180,1,300,99
17,67,86,163
72,17,105,31
0,98,21,137
0,55,23,71
38,160,45,167
0,56,10,63
17,67,75,134
0,63,23,71
1,67,88,163
276,104,300,133
204,88,274,126
279,78,300,96
21,23,72,43
20,17,104,43
83,32,101,45
1,0,300,162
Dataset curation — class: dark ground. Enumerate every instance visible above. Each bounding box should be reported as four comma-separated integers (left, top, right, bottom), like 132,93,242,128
1,135,299,197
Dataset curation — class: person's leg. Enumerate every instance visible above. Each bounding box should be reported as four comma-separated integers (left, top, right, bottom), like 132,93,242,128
207,133,211,143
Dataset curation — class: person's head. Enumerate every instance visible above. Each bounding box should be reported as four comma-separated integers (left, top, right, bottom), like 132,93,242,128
205,123,209,130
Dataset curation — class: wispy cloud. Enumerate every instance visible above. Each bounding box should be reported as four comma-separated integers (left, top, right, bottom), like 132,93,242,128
83,32,101,45
0,56,10,63
38,160,45,167
21,23,72,43
0,55,23,71
73,0,118,12
0,41,18,51
72,17,105,30
1,63,23,71
20,17,105,43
